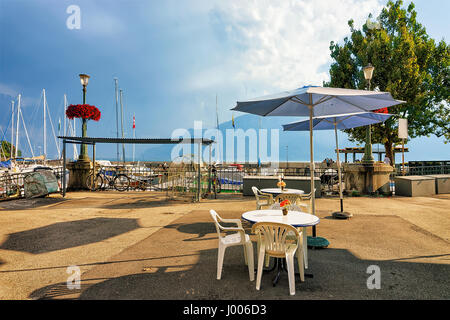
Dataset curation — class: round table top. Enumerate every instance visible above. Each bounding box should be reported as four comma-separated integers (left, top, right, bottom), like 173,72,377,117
260,188,304,195
242,209,320,228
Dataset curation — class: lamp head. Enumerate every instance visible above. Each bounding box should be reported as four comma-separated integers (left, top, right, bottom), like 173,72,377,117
363,64,374,81
79,74,90,86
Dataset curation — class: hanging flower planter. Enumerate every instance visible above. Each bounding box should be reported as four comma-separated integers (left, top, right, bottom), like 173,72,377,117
66,104,101,121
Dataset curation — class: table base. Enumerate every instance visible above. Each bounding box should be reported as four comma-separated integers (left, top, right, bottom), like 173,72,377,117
262,258,313,287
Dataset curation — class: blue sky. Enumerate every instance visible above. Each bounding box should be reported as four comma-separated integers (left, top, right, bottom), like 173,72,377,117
0,0,448,162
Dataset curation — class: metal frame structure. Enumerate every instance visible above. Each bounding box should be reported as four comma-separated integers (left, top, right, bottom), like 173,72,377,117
58,136,214,201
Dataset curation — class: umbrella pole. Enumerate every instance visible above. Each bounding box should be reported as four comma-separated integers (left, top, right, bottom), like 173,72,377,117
332,122,352,219
308,103,316,237
335,123,343,210
306,103,329,248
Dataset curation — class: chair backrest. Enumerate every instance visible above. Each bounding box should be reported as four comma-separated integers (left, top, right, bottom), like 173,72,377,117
251,222,299,258
209,209,224,239
252,186,266,203
275,193,302,205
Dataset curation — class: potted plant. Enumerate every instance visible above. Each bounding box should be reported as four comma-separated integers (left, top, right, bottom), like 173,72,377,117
277,176,286,191
280,199,291,215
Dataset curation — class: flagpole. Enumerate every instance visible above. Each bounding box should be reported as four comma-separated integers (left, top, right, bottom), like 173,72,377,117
120,89,125,163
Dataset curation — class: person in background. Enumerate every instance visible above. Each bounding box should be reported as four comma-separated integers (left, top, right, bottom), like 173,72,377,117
384,155,391,165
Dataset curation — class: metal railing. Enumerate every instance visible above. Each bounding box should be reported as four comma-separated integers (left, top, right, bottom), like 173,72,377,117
0,166,68,201
394,163,450,176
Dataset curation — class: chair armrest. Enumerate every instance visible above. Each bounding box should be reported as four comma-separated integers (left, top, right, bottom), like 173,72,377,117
259,192,273,200
219,226,244,232
218,218,243,228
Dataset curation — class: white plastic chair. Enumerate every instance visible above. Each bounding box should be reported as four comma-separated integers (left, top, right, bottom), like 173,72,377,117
298,189,316,214
252,186,274,210
252,222,304,295
268,202,309,269
210,210,255,281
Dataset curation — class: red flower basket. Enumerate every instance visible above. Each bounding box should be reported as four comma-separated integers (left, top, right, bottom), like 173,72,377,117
66,104,101,121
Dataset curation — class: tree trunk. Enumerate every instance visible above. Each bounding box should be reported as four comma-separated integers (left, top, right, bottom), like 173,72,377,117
384,140,394,166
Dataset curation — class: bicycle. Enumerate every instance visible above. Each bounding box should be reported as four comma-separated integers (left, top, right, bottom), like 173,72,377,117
209,165,221,197
86,167,130,192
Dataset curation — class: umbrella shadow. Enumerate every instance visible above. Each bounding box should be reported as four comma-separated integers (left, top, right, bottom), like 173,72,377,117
0,217,140,254
100,198,182,210
163,222,217,241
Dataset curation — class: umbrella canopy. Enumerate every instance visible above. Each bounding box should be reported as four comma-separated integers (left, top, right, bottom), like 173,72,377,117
232,86,405,117
282,111,394,131
232,85,404,237
282,111,394,218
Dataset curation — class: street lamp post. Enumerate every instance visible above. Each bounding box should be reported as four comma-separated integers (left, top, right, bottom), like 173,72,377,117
362,64,375,164
79,73,90,161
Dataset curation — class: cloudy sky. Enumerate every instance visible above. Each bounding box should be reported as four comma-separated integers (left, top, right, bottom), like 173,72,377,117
0,0,448,161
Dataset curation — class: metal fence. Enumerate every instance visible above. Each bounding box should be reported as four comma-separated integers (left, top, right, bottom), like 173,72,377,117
394,162,450,176
0,166,68,201
3,161,448,201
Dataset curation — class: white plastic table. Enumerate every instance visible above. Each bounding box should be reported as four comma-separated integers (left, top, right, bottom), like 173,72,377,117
260,188,304,196
242,209,319,272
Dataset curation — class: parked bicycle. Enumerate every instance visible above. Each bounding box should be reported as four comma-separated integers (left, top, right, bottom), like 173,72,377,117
86,167,130,191
209,164,221,196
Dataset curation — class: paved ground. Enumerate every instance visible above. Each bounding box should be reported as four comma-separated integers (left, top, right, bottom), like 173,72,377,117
0,191,449,300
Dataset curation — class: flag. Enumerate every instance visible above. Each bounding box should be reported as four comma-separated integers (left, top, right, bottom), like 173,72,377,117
58,118,61,132
133,115,135,129
232,113,235,128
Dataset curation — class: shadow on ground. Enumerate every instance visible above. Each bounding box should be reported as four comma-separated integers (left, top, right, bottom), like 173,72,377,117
0,196,67,211
27,210,450,300
0,217,140,254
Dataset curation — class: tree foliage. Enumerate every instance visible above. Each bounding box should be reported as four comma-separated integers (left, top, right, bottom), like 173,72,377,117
325,0,449,163
0,141,21,160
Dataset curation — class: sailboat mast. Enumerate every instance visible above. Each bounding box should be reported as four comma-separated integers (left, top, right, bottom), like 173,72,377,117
114,78,119,162
15,94,21,158
132,113,135,163
43,89,47,161
11,100,14,158
63,94,67,136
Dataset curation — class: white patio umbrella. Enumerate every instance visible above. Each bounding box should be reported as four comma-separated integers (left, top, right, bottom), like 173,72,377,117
282,111,394,219
232,85,405,240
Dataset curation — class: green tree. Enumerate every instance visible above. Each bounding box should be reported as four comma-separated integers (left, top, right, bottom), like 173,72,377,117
0,141,21,160
325,0,449,164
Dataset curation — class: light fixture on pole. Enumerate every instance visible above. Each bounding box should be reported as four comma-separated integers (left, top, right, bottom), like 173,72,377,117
362,64,375,164
79,73,90,88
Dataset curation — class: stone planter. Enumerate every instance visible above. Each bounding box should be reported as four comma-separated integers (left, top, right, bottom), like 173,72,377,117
67,160,92,190
343,162,393,195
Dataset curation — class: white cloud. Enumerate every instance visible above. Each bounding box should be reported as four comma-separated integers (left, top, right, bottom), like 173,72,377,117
0,83,18,98
190,0,383,93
